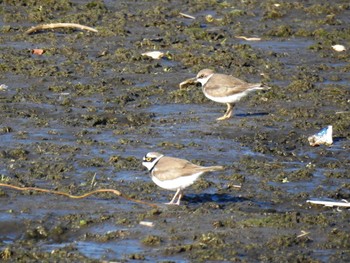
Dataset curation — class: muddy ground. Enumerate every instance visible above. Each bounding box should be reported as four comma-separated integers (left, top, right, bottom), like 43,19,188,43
0,0,349,262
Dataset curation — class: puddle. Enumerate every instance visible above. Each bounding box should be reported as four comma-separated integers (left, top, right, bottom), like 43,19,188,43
76,240,143,260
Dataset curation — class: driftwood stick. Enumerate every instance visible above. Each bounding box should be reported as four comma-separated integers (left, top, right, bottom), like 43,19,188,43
235,36,261,41
0,183,157,208
25,23,98,34
179,12,196,19
307,199,350,207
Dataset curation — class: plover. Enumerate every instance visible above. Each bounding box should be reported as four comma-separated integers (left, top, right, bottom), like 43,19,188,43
142,152,223,205
180,69,269,120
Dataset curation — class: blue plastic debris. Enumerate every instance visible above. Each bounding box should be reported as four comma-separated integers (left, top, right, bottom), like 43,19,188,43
308,125,333,146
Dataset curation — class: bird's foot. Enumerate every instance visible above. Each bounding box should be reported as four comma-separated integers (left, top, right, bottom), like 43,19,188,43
165,201,180,205
216,103,233,120
216,115,230,121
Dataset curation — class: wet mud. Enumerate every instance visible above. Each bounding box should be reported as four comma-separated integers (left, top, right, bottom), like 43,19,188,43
0,0,349,262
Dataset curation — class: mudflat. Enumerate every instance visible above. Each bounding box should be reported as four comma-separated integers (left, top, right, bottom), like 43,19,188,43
0,0,349,262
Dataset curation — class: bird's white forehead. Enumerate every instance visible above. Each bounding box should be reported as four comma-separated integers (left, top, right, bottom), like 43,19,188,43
145,152,162,158
142,152,164,171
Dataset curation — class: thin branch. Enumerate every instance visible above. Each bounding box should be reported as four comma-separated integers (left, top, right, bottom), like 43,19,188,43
307,199,350,207
25,23,98,34
0,183,157,208
297,230,310,238
235,36,261,41
179,12,196,19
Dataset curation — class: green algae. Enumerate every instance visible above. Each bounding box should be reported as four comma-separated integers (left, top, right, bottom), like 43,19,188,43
141,235,162,246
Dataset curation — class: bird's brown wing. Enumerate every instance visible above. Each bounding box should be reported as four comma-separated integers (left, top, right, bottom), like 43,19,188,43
152,157,218,181
205,74,261,97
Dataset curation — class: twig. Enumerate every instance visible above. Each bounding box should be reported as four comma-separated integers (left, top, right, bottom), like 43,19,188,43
90,173,97,188
297,230,310,238
25,23,98,34
179,12,196,19
235,36,261,41
0,183,157,208
306,199,350,207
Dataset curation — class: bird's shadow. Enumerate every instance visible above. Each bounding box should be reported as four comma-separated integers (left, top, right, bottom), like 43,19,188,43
182,193,248,204
235,112,269,118
333,136,347,143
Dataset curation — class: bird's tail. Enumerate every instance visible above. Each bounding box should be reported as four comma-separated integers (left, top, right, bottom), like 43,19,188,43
203,165,224,172
250,83,271,90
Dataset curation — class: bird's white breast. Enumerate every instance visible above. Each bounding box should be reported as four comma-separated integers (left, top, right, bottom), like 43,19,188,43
204,90,250,103
151,172,203,191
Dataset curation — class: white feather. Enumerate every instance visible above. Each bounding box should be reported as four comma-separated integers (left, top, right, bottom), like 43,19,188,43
151,172,203,191
204,86,264,103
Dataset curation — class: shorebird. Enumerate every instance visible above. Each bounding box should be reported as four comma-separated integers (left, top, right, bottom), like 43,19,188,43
180,69,269,120
142,152,223,205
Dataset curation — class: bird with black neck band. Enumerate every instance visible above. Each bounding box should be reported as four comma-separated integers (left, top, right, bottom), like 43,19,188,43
142,152,224,205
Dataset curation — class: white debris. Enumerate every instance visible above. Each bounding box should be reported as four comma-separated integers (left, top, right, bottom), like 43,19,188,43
0,84,8,91
139,221,154,227
307,199,350,208
332,44,346,52
142,51,164,59
308,125,333,146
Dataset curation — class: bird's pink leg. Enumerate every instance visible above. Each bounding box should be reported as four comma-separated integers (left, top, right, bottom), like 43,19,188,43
167,188,181,205
175,191,183,205
217,103,234,120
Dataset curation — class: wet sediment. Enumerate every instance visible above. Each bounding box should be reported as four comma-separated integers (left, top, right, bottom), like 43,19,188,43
0,0,349,262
